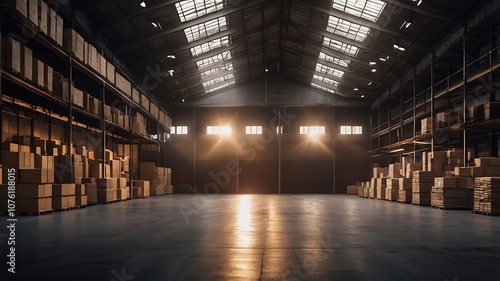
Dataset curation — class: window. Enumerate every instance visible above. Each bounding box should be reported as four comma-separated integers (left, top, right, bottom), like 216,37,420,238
190,36,230,57
323,37,359,57
276,126,283,134
171,126,188,135
318,52,349,67
245,126,262,135
175,0,224,22
312,74,339,87
196,51,232,69
207,126,232,135
300,126,325,135
315,63,345,78
331,0,386,22
183,17,227,43
327,16,370,42
341,126,363,134
311,83,335,94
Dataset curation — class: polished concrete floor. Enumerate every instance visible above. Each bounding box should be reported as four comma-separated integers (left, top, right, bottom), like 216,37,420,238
1,194,500,281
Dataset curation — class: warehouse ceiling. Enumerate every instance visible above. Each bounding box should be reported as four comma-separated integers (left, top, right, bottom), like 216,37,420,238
75,0,482,105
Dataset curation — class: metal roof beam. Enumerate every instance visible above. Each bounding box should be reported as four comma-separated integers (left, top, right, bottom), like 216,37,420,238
381,0,456,23
295,0,430,46
116,0,267,51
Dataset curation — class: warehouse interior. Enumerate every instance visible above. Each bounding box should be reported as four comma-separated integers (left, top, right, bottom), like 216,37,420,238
1,0,500,280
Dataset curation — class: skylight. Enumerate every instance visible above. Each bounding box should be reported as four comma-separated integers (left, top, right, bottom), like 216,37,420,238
175,0,224,22
184,17,227,43
318,52,350,67
327,16,370,42
315,63,345,78
195,51,232,69
201,63,233,78
323,37,359,56
313,74,339,86
311,83,335,94
190,36,230,56
331,0,387,22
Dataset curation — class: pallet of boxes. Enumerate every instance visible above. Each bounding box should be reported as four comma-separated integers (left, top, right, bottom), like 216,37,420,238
385,163,402,201
86,149,130,204
397,157,421,203
138,162,166,196
431,177,474,209
370,165,388,199
468,157,500,215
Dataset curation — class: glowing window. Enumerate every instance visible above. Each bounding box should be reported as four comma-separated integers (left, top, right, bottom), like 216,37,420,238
323,37,359,57
183,17,227,43
353,126,363,134
175,0,224,22
318,52,350,67
313,74,339,87
171,126,188,135
311,83,335,94
200,63,233,78
327,16,370,42
207,126,232,135
245,126,263,135
190,36,230,56
300,126,325,135
315,63,345,78
196,51,232,68
331,0,386,22
341,126,363,134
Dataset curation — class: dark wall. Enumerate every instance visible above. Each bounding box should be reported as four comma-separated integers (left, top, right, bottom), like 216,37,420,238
165,106,370,194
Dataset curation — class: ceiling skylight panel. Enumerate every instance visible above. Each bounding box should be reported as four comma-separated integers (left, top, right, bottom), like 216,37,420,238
311,83,335,94
323,37,359,56
313,74,339,86
184,17,227,43
315,63,345,78
331,0,386,22
203,74,235,93
175,0,224,22
318,52,350,67
200,63,234,78
327,16,370,42
190,36,230,56
195,51,232,68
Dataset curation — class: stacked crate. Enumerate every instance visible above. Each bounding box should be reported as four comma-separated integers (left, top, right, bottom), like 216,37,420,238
52,184,76,210
431,177,474,209
375,178,387,200
346,184,358,195
397,178,413,203
139,162,166,196
369,166,388,199
96,178,117,203
385,179,399,201
81,178,97,205
75,183,88,207
132,180,150,198
412,171,439,205
473,177,500,215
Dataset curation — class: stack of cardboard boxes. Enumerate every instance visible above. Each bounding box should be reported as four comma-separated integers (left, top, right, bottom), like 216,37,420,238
397,178,413,203
132,180,150,198
139,162,166,196
431,177,474,209
412,171,439,205
473,177,500,214
52,183,76,210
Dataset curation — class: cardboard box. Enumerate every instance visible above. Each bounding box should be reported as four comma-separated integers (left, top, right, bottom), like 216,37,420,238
474,157,497,167
44,64,53,92
7,0,28,18
48,8,57,41
38,0,48,34
3,37,22,74
18,169,48,183
33,58,45,87
53,184,75,196
22,45,33,81
434,177,457,188
106,61,115,84
97,189,115,202
117,177,127,189
89,159,103,178
85,183,97,204
28,0,38,26
76,195,88,206
16,184,51,198
132,187,150,198
63,29,84,61
75,183,86,195
3,142,19,152
52,196,69,210
96,178,117,190
18,198,47,213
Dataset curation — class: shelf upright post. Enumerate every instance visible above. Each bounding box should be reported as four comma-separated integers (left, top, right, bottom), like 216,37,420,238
68,58,74,182
413,68,417,163
430,50,435,154
101,81,106,178
462,22,468,166
0,10,3,155
128,90,133,199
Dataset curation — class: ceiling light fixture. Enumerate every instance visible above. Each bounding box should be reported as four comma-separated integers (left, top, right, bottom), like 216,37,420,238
379,56,389,62
151,22,158,28
354,88,359,91
140,1,146,8
400,21,411,30
368,82,372,85
371,69,377,72
393,44,405,51
167,69,174,76
182,99,185,102
417,0,422,6
265,68,269,72
361,95,365,98
370,61,376,65
167,54,176,59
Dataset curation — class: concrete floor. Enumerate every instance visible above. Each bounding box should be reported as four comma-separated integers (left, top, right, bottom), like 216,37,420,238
2,194,500,281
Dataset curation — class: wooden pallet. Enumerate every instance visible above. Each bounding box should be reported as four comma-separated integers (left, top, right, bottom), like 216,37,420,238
17,209,54,216
472,210,500,216
55,206,76,212
432,206,471,210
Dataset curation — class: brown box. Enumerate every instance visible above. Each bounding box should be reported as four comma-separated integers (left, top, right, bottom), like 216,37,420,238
38,0,48,34
28,0,38,26
106,61,115,84
63,29,84,61
89,159,103,178
22,45,33,81
19,169,48,184
16,184,51,198
18,198,46,213
53,184,75,196
44,64,53,92
75,183,86,195
76,195,88,206
97,189,115,202
117,177,127,189
33,58,45,87
52,196,69,210
86,183,97,204
3,142,19,152
48,8,57,41
132,187,150,198
7,0,28,18
68,195,76,207
3,37,22,74
96,178,117,190
434,177,457,188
